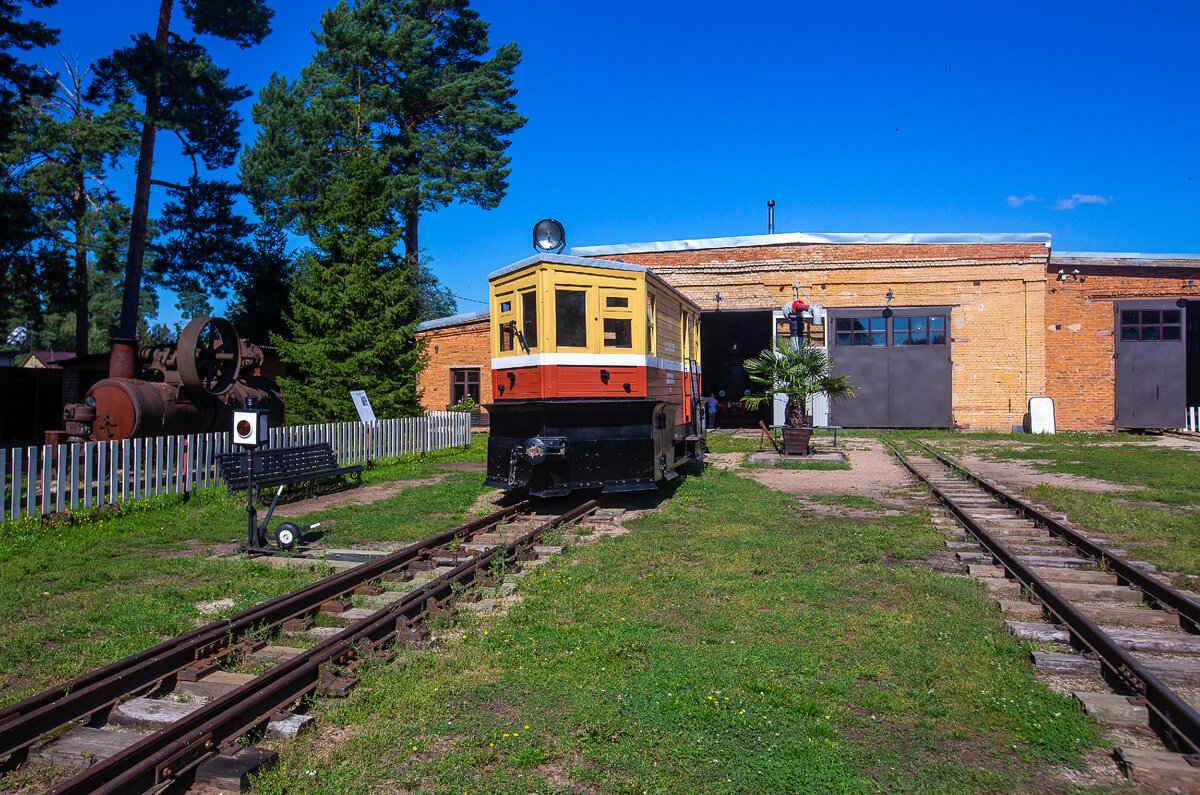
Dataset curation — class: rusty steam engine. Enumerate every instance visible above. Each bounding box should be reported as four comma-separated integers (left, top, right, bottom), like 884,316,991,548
62,317,284,442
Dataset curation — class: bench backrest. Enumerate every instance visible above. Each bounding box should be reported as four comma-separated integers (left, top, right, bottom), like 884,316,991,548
217,442,342,484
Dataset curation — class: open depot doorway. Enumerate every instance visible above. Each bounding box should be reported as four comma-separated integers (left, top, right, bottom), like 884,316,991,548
700,310,772,428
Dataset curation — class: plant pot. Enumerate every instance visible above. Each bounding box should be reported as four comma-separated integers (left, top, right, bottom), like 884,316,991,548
781,426,813,455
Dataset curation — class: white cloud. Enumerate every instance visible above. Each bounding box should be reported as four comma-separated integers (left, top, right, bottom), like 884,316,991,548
1052,193,1113,211
1006,194,1042,207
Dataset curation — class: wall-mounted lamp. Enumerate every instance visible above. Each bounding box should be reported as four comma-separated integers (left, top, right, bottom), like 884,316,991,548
885,290,894,302
714,292,722,310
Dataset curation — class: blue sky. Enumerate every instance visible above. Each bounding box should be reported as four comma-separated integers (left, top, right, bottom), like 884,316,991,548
30,0,1200,324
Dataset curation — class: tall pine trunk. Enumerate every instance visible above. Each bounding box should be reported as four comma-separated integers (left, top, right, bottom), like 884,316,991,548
72,166,87,355
402,196,419,275
117,0,173,340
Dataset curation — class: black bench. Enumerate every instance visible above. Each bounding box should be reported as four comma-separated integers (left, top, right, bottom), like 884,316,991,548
216,442,363,497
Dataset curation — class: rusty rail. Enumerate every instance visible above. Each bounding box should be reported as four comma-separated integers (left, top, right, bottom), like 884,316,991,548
885,437,1200,755
0,501,529,765
912,440,1200,628
47,499,598,794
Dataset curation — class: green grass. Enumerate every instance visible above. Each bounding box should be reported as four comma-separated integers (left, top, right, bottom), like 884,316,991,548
251,467,1102,794
705,429,848,456
0,432,1137,792
0,442,489,708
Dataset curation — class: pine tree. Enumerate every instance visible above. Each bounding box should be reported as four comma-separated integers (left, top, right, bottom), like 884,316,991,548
0,0,58,334
5,57,139,354
226,221,293,346
241,0,526,273
274,153,424,423
88,0,272,340
0,0,57,141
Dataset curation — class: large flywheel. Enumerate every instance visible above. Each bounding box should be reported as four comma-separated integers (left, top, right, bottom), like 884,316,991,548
177,317,241,396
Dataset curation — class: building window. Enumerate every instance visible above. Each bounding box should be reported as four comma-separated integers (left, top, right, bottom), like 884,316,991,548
499,321,513,351
1122,309,1182,341
451,369,480,406
555,289,587,348
835,317,886,346
893,316,947,345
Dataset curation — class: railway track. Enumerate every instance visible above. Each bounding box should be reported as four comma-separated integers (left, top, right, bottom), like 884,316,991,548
0,498,599,794
886,437,1200,789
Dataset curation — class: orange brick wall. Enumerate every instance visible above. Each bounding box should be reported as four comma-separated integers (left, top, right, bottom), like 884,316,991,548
1045,264,1200,431
591,242,1050,431
416,318,492,413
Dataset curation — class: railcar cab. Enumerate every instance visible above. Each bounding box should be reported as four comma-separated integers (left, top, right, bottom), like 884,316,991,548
484,253,705,496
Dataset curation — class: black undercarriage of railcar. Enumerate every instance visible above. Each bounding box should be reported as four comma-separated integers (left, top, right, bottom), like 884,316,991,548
484,398,705,497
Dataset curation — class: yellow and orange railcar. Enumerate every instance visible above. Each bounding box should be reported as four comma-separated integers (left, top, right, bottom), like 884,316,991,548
484,253,706,496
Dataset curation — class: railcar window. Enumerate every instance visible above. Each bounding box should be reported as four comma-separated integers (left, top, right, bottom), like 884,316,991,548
521,291,537,349
647,295,656,355
604,318,632,348
555,289,587,348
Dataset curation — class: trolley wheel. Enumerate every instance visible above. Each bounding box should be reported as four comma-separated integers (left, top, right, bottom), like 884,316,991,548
276,521,300,551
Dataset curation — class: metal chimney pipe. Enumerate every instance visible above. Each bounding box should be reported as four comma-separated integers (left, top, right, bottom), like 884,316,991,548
767,200,775,234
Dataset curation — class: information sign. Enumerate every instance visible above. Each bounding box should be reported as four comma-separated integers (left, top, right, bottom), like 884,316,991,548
350,390,377,425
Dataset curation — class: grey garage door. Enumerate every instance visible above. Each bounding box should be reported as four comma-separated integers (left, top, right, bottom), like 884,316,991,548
828,306,952,428
1115,300,1187,429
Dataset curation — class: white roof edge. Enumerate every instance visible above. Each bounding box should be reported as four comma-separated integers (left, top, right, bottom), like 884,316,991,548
1052,251,1200,262
572,231,1053,256
487,251,649,281
416,309,490,332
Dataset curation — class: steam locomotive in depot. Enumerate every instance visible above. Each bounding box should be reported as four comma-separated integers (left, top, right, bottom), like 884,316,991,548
483,251,707,496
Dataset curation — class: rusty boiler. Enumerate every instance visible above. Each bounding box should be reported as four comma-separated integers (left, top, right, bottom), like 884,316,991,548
62,317,284,442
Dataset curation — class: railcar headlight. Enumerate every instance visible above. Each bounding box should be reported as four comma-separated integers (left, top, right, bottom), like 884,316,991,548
523,438,548,464
532,219,566,253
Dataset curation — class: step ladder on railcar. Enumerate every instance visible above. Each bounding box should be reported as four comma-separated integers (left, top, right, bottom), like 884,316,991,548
685,357,706,447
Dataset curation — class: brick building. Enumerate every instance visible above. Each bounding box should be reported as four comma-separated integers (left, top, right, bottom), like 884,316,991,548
1045,253,1200,431
415,232,1200,432
575,232,1051,431
415,310,492,417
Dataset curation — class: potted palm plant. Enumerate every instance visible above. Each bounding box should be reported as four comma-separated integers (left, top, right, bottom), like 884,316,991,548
741,340,856,454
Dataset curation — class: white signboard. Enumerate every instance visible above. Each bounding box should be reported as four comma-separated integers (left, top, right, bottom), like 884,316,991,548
350,390,377,425
1028,397,1055,434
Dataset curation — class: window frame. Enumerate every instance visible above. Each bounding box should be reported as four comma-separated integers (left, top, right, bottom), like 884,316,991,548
554,287,589,350
450,368,481,406
1121,308,1183,342
600,286,636,350
520,290,538,351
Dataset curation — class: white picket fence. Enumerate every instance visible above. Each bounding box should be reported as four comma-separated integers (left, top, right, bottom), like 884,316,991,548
1188,407,1200,433
1,411,471,522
